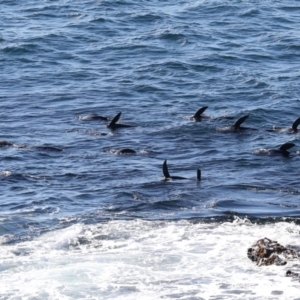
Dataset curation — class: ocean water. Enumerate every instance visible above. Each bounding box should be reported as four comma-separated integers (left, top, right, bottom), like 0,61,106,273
1,0,300,299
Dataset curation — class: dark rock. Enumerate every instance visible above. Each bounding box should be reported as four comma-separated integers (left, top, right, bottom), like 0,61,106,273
247,237,300,267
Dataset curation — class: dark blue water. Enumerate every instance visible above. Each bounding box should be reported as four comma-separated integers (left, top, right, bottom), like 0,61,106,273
1,0,300,243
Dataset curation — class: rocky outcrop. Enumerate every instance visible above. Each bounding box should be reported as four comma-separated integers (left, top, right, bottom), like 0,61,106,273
247,237,300,278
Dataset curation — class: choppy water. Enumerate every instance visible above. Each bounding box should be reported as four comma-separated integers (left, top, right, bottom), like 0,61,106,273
1,1,300,299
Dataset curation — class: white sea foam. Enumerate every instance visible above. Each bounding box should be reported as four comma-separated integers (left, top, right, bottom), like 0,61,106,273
1,218,300,299
0,171,12,177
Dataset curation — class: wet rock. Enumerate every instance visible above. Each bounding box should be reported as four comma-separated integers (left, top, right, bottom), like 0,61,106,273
247,237,300,266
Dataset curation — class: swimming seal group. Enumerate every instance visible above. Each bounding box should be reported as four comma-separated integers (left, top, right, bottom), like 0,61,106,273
82,107,299,179
1,107,299,180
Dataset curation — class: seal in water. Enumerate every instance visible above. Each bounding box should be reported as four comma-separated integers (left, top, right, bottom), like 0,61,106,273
254,142,295,157
34,146,64,152
163,160,201,181
0,141,64,151
217,115,257,132
192,106,209,121
117,148,136,155
16,145,64,151
106,112,134,129
267,116,300,133
78,114,109,121
0,140,13,147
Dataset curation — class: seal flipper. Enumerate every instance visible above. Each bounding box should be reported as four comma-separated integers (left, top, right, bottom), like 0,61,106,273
279,142,295,152
197,169,201,181
107,112,122,127
292,116,300,132
193,106,208,119
232,115,249,129
163,160,171,178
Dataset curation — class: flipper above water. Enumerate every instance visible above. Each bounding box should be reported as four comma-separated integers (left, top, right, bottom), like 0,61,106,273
268,116,300,133
193,106,209,120
109,112,121,126
232,115,249,129
279,142,295,152
275,142,295,156
217,115,257,132
163,160,186,180
254,142,296,157
163,160,171,178
107,112,134,129
162,160,201,181
292,116,300,132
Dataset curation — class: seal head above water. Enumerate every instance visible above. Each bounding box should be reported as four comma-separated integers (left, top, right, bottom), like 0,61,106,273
0,140,13,147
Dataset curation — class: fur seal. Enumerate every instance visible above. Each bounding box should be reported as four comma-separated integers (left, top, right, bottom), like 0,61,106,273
106,112,134,129
0,141,63,151
0,140,13,147
192,106,209,121
34,146,64,152
117,148,136,155
217,115,257,132
268,116,300,133
254,142,295,157
15,145,64,151
78,114,109,121
163,160,201,181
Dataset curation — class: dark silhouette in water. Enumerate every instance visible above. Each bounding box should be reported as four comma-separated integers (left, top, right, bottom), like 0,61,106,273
162,160,201,181
34,145,64,152
217,115,258,132
267,116,300,133
117,148,136,155
0,140,13,147
106,112,134,129
0,141,63,152
192,106,209,121
254,142,295,157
